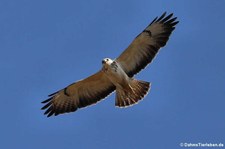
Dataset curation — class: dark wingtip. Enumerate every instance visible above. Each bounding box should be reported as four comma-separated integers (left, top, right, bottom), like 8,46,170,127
47,111,54,117
171,21,179,26
41,97,52,103
162,11,167,16
44,107,52,115
48,91,59,97
157,12,167,22
161,13,173,23
149,17,158,25
169,12,173,16
41,102,51,110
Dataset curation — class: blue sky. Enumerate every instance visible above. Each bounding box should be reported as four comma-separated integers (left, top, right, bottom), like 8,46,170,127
0,0,225,149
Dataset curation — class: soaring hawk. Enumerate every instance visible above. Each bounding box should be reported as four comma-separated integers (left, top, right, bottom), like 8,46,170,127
41,12,179,117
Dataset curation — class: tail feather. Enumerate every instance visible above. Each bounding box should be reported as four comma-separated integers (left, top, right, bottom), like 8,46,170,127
116,79,151,107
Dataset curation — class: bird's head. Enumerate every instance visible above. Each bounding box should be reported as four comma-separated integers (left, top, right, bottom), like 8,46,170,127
102,58,113,65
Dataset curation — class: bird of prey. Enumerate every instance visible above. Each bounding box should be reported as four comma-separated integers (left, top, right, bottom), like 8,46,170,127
41,12,179,117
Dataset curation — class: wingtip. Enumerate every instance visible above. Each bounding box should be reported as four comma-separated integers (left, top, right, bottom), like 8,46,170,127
41,107,45,110
168,13,174,18
171,21,179,26
44,111,49,115
149,12,176,26
41,97,52,103
47,114,52,117
149,16,158,25
169,12,173,16
47,111,54,117
157,12,167,21
161,13,174,23
41,102,51,110
164,12,174,16
48,90,59,97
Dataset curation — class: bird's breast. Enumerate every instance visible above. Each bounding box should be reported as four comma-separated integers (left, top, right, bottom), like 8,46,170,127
103,62,129,87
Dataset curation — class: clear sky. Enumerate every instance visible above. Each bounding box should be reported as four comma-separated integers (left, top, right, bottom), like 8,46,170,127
0,0,225,149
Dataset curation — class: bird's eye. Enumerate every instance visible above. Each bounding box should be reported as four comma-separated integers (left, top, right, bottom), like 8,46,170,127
106,59,109,61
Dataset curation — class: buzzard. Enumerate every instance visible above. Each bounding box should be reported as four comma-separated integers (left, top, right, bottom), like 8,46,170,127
41,12,179,117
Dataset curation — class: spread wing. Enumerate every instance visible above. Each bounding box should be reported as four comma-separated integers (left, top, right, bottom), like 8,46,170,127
41,71,115,117
116,12,179,77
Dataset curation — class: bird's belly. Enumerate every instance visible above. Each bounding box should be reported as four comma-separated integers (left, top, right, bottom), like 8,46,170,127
104,67,129,88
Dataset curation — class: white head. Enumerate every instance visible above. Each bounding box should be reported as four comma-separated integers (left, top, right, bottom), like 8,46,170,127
102,58,113,65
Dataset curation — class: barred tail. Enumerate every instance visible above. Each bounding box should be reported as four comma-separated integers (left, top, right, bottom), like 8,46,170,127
115,79,150,107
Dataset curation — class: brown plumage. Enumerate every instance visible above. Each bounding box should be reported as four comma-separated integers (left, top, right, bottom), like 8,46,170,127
41,12,179,117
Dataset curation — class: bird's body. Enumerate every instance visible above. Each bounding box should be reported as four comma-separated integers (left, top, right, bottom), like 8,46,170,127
102,59,129,88
102,58,150,107
41,12,179,117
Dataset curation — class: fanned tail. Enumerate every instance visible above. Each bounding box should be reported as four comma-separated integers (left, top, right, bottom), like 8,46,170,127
116,79,150,107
